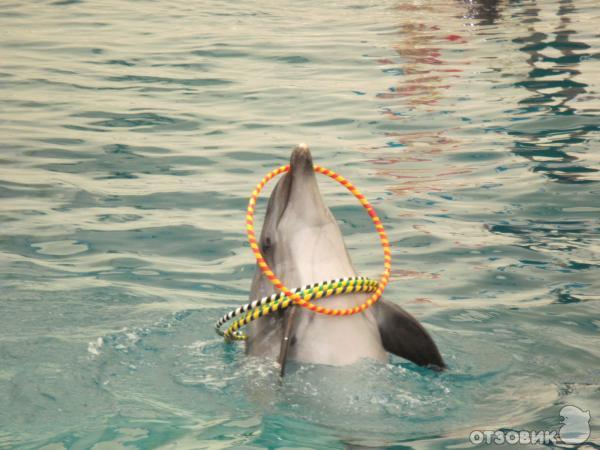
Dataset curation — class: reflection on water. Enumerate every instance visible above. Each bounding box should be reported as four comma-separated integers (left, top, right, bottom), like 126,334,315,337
461,0,503,25
377,0,598,191
509,0,599,183
0,0,598,448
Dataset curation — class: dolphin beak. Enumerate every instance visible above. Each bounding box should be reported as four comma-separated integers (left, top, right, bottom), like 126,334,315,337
290,143,314,175
275,143,327,229
273,143,316,226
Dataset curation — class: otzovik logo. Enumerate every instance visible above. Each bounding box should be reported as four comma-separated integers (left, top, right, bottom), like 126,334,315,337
469,405,591,446
559,405,591,445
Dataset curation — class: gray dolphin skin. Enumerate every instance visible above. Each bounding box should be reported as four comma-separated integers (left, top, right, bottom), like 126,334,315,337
246,144,445,375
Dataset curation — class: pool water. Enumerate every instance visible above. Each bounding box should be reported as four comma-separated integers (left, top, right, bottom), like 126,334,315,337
1,0,599,448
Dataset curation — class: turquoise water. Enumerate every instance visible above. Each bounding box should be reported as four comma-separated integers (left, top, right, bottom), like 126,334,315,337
1,0,599,448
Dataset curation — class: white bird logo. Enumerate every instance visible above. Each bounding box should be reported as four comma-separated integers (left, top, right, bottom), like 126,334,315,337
559,405,591,445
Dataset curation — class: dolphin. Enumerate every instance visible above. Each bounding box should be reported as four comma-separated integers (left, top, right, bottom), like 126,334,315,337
246,144,445,374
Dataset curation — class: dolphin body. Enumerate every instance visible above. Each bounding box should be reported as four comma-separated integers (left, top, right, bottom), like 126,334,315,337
246,144,445,374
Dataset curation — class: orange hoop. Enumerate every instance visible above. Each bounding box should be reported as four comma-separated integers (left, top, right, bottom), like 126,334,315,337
246,164,391,316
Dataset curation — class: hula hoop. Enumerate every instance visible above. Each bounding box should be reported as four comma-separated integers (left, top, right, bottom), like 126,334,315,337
246,164,391,316
217,277,379,341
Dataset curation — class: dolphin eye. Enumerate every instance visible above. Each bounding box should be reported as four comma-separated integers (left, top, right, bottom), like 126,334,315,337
261,237,273,253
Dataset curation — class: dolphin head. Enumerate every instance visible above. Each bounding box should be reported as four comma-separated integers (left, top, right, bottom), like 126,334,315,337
247,144,446,373
257,144,356,289
247,143,363,368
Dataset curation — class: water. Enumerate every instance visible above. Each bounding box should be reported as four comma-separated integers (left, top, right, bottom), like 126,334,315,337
1,0,599,448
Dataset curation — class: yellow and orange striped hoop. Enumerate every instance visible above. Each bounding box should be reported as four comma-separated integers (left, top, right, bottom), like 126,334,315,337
246,164,392,316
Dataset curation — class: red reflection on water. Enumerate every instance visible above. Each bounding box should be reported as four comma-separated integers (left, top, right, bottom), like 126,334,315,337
367,1,475,196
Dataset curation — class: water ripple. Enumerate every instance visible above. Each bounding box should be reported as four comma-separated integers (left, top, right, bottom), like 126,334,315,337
1,0,599,447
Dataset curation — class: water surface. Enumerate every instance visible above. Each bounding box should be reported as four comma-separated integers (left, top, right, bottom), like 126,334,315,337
1,0,599,448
